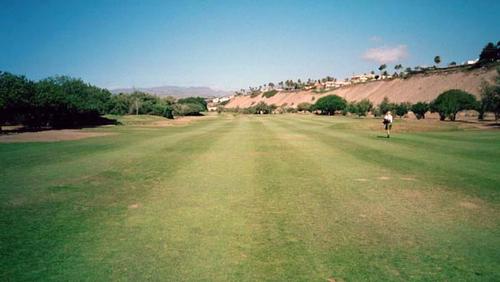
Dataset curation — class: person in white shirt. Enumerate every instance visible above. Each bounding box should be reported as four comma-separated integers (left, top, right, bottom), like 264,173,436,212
383,111,393,138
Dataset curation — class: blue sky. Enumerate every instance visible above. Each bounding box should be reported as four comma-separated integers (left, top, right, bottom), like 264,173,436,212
1,0,499,90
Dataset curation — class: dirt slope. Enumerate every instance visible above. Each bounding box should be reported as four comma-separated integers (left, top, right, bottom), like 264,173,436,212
226,67,497,108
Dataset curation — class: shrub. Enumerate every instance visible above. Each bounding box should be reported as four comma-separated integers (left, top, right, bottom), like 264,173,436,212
297,102,312,112
163,106,174,119
355,99,373,116
411,102,430,119
173,103,205,116
378,97,395,114
311,95,347,115
394,102,412,118
262,90,278,98
430,89,477,121
177,97,207,111
479,67,500,121
254,102,276,114
250,91,261,98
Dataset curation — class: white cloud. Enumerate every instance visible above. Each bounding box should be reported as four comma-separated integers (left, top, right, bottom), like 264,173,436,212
362,45,408,64
369,36,382,42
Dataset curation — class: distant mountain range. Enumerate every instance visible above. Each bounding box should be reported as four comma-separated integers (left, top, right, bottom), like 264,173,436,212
111,86,232,98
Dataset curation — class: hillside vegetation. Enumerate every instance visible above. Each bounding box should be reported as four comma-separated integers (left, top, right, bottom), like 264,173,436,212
226,67,497,108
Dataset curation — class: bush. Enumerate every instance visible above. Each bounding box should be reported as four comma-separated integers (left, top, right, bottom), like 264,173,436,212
173,103,205,116
355,99,373,116
163,106,174,119
177,97,207,111
411,102,430,119
479,68,500,121
108,94,131,115
371,107,382,117
252,102,276,114
297,102,312,112
250,90,261,98
378,97,395,114
311,95,347,115
394,102,412,118
262,90,278,98
430,89,477,121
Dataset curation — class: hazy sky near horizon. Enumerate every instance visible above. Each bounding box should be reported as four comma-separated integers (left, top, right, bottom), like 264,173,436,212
1,0,499,90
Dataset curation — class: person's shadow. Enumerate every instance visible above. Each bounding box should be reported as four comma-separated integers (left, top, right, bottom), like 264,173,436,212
376,135,389,139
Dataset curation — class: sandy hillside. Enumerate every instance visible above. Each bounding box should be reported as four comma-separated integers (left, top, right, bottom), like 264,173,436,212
226,67,497,108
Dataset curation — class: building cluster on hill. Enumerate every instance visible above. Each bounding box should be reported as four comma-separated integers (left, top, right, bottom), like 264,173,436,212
230,41,499,101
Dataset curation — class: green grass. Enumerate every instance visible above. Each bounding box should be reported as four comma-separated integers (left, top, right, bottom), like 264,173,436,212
1,115,499,281
104,114,168,125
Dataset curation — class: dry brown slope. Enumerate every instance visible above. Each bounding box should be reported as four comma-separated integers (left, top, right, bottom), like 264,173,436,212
226,67,497,108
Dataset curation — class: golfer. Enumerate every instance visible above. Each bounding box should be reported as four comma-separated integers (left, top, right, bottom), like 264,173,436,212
383,111,393,138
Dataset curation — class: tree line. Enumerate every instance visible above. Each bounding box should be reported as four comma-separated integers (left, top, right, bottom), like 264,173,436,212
229,67,500,121
0,72,207,131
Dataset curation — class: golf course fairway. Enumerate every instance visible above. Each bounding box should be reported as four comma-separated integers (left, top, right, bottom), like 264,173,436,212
1,115,499,281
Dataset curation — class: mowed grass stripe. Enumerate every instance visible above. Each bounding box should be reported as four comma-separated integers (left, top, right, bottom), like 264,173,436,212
69,116,258,280
0,117,235,280
0,117,228,195
260,115,500,280
271,115,500,199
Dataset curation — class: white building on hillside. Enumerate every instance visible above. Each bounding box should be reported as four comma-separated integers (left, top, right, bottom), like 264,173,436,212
212,95,234,104
334,80,351,87
350,73,376,84
464,59,479,65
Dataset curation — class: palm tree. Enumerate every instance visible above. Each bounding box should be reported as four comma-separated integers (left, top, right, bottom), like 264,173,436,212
434,56,441,67
378,64,387,76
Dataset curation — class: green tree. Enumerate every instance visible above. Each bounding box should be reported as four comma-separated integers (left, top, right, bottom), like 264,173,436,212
479,68,500,121
32,76,112,128
394,102,412,118
252,102,275,114
378,97,395,114
434,56,441,67
163,105,174,119
177,97,207,111
449,61,457,66
411,102,430,119
0,72,35,128
173,103,205,116
355,99,373,116
430,89,477,121
378,64,387,75
108,93,131,115
478,42,498,65
311,95,347,115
